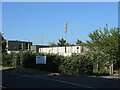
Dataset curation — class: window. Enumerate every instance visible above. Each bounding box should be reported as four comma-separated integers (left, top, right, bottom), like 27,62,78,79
26,43,28,49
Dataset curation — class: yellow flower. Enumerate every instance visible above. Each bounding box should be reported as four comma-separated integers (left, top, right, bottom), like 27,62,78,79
104,66,107,70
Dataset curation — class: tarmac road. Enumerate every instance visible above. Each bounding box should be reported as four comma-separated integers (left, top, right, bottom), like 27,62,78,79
2,71,120,89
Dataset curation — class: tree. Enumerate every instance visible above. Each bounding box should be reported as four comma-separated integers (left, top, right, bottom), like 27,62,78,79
57,38,66,46
65,42,70,46
76,39,82,45
49,39,75,47
49,42,57,47
86,24,120,73
65,42,75,46
0,32,7,53
76,39,87,46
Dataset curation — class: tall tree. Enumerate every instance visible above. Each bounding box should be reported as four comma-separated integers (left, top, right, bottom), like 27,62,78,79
57,38,66,46
86,24,120,70
0,32,7,53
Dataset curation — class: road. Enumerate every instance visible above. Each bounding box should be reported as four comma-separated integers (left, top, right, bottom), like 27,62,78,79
2,71,120,89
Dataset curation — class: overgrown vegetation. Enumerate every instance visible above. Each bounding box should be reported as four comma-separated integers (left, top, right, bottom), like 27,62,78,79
2,51,93,75
0,32,7,54
86,25,120,73
59,53,93,75
1,25,120,75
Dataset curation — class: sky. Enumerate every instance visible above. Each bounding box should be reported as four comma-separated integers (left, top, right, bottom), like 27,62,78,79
2,2,118,45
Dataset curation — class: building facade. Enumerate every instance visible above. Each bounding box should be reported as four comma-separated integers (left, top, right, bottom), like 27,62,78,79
39,46,86,56
31,45,49,53
6,40,32,53
6,40,86,56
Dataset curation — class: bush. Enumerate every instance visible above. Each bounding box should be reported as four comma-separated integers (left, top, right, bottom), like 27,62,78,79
36,53,64,72
12,53,20,68
2,53,14,67
59,54,93,75
19,51,36,68
2,51,93,75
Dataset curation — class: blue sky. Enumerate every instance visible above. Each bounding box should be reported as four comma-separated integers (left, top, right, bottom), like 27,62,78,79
2,2,118,45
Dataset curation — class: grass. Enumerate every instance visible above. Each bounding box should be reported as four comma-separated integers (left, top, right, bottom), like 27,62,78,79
114,69,120,74
0,66,14,70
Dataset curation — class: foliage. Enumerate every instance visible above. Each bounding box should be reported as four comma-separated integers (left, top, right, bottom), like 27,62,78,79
19,51,36,68
65,42,70,46
49,38,74,47
0,32,7,53
86,24,120,71
37,53,64,72
76,39,82,45
12,53,20,68
4,24,119,74
2,51,93,75
57,38,66,46
2,53,13,67
66,43,76,46
76,39,87,46
49,42,58,47
59,54,93,75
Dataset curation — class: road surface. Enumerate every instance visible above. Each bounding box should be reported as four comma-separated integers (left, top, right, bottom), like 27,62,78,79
2,70,120,89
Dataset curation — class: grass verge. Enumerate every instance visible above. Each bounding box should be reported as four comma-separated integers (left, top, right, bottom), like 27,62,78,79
0,66,14,70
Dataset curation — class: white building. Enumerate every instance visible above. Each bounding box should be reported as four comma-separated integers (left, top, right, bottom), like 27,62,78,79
39,46,86,56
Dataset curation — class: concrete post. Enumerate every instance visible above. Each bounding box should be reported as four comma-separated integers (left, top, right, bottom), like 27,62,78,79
111,63,114,74
22,43,24,51
109,65,112,75
109,63,114,75
28,43,30,50
96,61,99,73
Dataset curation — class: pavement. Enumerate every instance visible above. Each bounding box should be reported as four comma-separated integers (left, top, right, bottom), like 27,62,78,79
2,70,120,89
98,74,120,79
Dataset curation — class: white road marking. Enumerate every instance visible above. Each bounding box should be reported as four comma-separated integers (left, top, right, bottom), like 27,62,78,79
14,73,96,89
38,77,96,88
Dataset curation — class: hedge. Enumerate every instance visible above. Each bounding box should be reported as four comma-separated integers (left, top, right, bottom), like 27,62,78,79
59,54,93,75
2,51,93,75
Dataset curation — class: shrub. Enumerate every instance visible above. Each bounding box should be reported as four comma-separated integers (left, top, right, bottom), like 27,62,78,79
2,53,14,67
2,51,93,75
59,54,93,75
20,51,36,68
36,53,64,72
12,53,21,68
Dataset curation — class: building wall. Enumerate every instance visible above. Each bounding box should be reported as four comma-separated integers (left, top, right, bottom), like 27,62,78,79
39,46,86,56
31,45,49,53
6,40,32,53
6,41,21,51
31,45,37,53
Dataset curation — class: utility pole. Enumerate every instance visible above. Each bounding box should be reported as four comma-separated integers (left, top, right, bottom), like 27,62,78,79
64,23,67,41
64,23,67,53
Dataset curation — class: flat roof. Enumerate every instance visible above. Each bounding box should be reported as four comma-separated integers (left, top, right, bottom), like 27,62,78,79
7,40,32,43
31,45,49,47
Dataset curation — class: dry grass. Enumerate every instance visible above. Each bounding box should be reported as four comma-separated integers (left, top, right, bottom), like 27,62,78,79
114,69,120,74
0,66,14,70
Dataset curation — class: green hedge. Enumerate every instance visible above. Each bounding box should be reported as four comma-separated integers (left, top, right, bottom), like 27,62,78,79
35,53,64,72
2,51,93,75
2,53,14,67
59,54,93,75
